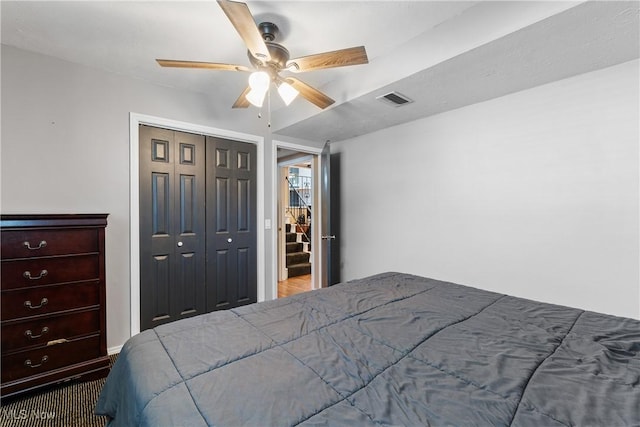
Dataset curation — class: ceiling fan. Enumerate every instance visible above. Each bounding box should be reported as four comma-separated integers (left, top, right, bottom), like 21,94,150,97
156,0,368,110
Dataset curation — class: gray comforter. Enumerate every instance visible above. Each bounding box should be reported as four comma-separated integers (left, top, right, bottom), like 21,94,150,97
95,272,640,426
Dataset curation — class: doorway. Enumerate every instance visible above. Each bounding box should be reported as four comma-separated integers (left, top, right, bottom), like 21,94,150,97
277,153,313,297
274,143,323,298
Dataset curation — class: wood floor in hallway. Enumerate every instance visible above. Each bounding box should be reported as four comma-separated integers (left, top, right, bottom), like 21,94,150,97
278,274,312,298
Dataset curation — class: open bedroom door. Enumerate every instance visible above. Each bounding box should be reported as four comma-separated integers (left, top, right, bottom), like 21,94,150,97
320,142,337,287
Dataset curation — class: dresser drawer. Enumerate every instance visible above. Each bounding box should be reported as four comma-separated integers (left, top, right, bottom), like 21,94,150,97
1,335,102,383
1,281,100,321
0,254,99,290
1,228,99,259
1,309,101,351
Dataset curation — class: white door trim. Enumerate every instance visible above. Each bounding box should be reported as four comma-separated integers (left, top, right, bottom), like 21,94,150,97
272,140,323,299
129,112,265,337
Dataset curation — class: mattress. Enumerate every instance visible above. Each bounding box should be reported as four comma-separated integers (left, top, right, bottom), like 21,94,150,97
95,272,640,426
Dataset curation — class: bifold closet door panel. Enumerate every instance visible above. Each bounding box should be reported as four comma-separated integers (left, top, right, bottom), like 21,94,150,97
206,136,257,311
139,126,206,331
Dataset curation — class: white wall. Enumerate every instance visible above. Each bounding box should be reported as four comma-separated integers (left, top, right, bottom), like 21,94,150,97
3,44,637,354
0,45,294,351
333,59,639,319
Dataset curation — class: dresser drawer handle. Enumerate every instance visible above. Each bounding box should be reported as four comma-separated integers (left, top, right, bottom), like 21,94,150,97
23,270,48,280
24,355,48,368
23,240,47,250
24,298,48,309
25,327,50,339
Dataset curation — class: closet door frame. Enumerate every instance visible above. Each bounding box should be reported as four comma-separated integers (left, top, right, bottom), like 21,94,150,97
129,113,265,337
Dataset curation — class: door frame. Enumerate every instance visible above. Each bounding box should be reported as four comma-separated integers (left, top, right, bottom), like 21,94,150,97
272,140,324,298
130,112,265,337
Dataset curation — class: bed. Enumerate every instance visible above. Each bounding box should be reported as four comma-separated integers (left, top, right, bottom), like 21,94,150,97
95,272,640,426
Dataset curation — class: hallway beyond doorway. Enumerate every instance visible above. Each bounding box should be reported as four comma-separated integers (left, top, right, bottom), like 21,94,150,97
278,274,312,298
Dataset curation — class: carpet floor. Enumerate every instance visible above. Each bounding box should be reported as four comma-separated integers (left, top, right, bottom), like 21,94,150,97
0,354,117,427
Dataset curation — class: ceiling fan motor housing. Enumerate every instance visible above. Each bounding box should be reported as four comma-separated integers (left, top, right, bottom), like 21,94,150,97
248,23,290,71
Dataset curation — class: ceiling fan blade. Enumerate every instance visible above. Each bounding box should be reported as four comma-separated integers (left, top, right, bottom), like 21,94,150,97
156,59,251,72
287,46,368,73
217,0,271,63
285,77,335,109
232,86,251,109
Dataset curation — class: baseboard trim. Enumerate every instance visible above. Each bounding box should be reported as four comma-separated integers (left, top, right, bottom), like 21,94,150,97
108,345,123,355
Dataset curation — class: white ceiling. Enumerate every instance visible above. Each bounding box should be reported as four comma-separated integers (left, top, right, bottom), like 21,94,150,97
2,1,639,143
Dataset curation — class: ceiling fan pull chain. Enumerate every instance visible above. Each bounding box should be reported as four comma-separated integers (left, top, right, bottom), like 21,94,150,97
268,88,272,128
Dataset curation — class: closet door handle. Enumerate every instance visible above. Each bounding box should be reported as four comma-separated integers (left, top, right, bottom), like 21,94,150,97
24,298,48,309
23,270,48,280
23,240,47,250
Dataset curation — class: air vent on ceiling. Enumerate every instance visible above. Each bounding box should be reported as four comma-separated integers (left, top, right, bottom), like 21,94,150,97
376,91,413,107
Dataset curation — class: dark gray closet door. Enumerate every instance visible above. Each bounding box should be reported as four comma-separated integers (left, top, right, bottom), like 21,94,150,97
206,136,257,310
139,125,206,330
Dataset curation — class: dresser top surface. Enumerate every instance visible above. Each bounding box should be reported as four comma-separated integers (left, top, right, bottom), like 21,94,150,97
1,214,109,229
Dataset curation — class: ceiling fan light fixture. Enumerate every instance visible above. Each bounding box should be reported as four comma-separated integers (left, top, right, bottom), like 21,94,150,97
248,71,270,92
278,81,299,106
246,87,267,108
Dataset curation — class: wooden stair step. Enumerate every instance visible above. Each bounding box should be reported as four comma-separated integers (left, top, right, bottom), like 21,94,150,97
286,252,310,265
286,242,303,253
288,263,311,277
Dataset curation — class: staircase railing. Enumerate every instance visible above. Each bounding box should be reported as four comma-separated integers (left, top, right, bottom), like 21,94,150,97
285,176,311,245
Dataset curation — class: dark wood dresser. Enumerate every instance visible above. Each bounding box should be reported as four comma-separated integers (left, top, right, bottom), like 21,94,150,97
1,214,109,398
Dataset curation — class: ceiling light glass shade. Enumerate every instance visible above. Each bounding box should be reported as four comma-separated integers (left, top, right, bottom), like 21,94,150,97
248,71,270,91
246,88,267,108
278,82,299,106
